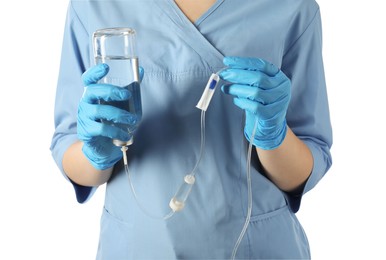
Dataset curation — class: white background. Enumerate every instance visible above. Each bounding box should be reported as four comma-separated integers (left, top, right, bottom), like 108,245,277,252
0,0,385,259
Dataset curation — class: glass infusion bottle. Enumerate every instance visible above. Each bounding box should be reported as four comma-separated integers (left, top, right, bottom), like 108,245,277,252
93,27,142,147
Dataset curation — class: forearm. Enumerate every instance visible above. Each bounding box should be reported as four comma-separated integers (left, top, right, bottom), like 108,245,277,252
63,141,113,187
256,127,313,193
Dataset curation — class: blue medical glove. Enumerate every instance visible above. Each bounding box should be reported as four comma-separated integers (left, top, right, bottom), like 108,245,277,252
78,63,140,170
220,56,291,150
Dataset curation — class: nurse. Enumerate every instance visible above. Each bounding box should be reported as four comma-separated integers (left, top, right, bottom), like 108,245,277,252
51,0,333,259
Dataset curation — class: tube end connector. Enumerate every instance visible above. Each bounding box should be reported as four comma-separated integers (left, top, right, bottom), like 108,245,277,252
113,137,133,147
169,197,185,212
196,73,220,111
184,174,195,185
169,175,196,212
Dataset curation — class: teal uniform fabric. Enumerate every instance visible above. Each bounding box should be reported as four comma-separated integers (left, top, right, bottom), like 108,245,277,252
51,0,332,258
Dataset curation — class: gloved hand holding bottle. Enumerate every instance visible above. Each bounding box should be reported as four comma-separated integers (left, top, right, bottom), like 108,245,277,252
220,56,291,150
77,63,140,170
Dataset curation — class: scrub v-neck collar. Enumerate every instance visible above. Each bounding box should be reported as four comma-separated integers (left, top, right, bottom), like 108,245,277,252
195,0,225,26
154,0,225,71
170,0,225,26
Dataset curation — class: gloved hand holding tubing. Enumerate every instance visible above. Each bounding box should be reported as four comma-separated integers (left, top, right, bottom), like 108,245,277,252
77,63,141,170
220,56,291,150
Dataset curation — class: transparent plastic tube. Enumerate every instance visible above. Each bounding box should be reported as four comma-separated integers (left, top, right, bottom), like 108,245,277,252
169,174,196,212
231,119,258,260
120,146,173,220
124,162,175,220
120,69,223,220
121,110,206,220
119,67,256,258
169,111,206,212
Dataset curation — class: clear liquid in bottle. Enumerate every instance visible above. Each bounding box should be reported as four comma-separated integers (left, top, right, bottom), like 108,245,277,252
96,56,142,142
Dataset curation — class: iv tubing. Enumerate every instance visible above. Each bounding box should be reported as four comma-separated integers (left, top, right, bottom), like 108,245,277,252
120,68,256,257
124,162,175,220
190,110,206,177
231,119,258,260
168,110,206,212
122,109,206,220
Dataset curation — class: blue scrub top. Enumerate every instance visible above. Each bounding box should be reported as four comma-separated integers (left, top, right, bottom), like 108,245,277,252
51,0,332,259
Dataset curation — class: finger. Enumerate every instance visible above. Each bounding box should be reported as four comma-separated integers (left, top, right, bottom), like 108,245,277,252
222,84,281,105
245,111,279,136
79,102,138,125
78,118,130,141
97,105,139,125
233,97,259,114
221,84,254,97
82,63,110,85
220,68,276,89
233,97,282,118
221,84,262,103
82,84,131,103
238,97,288,122
223,56,279,76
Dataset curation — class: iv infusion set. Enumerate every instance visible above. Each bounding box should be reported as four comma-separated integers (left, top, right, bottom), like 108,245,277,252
93,28,256,259
92,27,223,218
